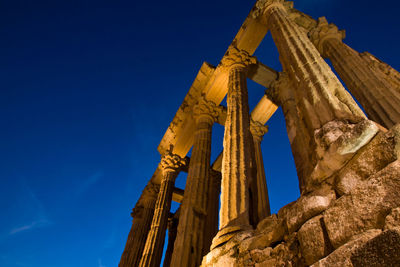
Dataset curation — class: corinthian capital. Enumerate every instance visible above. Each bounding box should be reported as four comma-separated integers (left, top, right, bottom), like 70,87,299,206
192,96,221,123
160,152,186,174
252,0,293,19
309,17,345,56
265,72,291,105
250,119,269,141
220,46,257,71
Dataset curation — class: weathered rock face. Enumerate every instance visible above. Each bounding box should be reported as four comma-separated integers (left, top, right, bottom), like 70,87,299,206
384,207,400,231
201,226,304,267
298,215,333,265
324,160,400,248
278,188,336,233
310,120,379,188
350,230,400,267
335,124,400,195
311,230,381,267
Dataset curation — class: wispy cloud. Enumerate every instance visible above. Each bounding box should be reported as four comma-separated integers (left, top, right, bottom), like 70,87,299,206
76,171,104,196
7,179,52,237
98,258,106,267
9,219,52,235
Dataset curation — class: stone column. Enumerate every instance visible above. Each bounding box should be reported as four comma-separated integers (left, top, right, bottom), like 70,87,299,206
119,182,159,267
360,52,400,90
266,73,314,192
255,0,365,130
163,210,179,267
203,170,222,255
170,98,220,267
211,46,257,249
254,1,380,192
250,119,271,222
139,153,185,267
310,17,400,129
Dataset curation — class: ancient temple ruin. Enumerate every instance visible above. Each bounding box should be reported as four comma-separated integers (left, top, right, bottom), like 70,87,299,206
119,0,400,266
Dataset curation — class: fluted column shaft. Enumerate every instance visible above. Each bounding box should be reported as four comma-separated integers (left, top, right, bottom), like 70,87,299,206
203,170,221,254
210,47,256,250
322,39,400,128
266,74,313,192
163,211,179,267
139,154,184,267
170,99,218,267
250,121,271,222
220,65,252,230
263,3,365,135
360,52,400,90
119,184,158,267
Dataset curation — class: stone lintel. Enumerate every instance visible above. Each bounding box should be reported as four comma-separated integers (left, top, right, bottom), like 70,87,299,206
172,187,184,203
248,62,278,88
157,0,282,159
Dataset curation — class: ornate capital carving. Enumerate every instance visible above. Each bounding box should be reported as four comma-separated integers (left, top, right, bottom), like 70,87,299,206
250,119,269,141
160,152,186,174
192,96,221,123
309,17,345,56
266,72,291,105
252,0,293,19
220,46,257,71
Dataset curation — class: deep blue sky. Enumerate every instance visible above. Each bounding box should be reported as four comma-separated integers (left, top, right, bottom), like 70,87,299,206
1,0,399,266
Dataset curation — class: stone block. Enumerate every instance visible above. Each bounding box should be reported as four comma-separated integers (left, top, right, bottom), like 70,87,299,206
311,229,381,267
311,120,379,185
279,189,336,233
350,230,400,266
298,215,332,265
335,124,400,195
239,215,285,253
324,160,400,248
249,247,272,263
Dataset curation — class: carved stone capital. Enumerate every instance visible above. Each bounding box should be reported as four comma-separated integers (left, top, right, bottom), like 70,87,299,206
192,97,220,123
250,119,269,141
266,72,291,105
309,17,345,56
220,46,257,71
252,0,293,20
160,152,185,174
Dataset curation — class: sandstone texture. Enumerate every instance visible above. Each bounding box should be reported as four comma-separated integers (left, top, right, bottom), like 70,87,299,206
384,207,400,231
335,124,400,195
278,189,336,233
350,230,400,267
298,215,332,265
324,160,400,248
311,229,381,267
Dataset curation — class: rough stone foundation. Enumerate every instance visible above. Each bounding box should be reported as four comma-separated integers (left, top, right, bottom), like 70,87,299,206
202,124,400,267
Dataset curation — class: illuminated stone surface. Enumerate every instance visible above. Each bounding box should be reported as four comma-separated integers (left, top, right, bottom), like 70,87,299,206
119,0,400,266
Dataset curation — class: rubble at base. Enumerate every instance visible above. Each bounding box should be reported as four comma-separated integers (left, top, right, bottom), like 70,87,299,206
202,124,400,267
